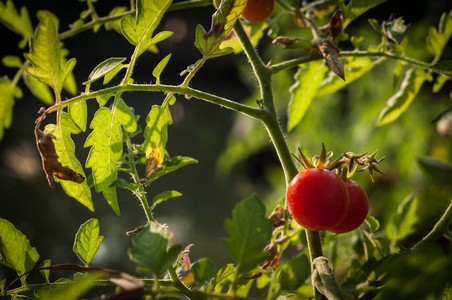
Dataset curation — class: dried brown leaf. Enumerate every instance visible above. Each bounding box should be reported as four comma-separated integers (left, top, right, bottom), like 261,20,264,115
314,39,345,80
144,149,162,178
34,108,84,187
180,244,194,270
329,9,343,40
268,205,285,227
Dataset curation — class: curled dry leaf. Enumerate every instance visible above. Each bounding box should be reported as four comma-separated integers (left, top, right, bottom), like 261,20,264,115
35,108,84,187
313,39,345,80
180,244,195,270
144,148,163,178
268,204,285,227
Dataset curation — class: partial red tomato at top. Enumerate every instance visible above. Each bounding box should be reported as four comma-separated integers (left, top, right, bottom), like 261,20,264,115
329,180,369,233
242,0,274,23
287,168,349,232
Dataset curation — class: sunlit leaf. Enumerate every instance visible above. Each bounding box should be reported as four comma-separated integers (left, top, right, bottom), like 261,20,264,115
288,61,328,131
145,156,198,183
120,0,173,57
150,190,182,210
223,195,273,275
73,218,104,266
220,22,265,54
128,222,182,278
2,55,22,68
39,259,51,283
206,264,235,293
426,10,452,61
279,253,311,291
85,98,137,215
38,272,103,300
194,0,247,58
143,102,172,178
24,74,53,105
83,57,127,85
316,57,379,98
377,68,426,126
0,218,40,277
69,101,87,132
25,14,75,94
0,78,22,140
0,0,33,48
152,54,171,85
46,113,93,211
365,215,380,233
105,6,128,32
342,0,388,28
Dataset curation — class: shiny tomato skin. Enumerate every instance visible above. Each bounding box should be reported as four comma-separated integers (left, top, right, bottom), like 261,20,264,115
287,168,349,232
329,180,369,233
242,0,274,23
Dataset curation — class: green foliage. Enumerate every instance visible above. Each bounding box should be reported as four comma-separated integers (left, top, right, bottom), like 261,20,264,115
46,113,92,211
223,195,273,275
342,0,389,28
150,190,182,210
73,218,103,266
194,0,247,58
25,14,75,95
83,57,126,85
377,68,427,126
426,10,452,61
128,222,182,278
0,78,22,140
37,272,103,300
288,61,328,130
386,194,419,246
84,98,137,215
278,253,311,292
192,258,216,288
0,218,39,278
120,0,173,57
206,264,235,293
0,0,33,48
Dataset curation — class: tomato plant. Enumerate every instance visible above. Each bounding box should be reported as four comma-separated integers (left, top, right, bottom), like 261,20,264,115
287,168,349,232
328,180,369,234
241,0,274,23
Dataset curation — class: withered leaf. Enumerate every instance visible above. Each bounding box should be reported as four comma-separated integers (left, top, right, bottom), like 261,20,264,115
329,9,343,41
180,244,194,270
268,204,285,227
262,243,281,270
272,36,313,50
314,39,345,80
35,108,84,187
144,148,163,178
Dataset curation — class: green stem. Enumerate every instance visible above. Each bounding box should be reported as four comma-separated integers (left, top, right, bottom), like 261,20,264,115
270,50,432,75
49,84,265,120
412,201,452,251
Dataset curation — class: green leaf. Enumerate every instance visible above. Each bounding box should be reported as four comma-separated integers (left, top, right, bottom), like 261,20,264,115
24,74,54,105
223,195,273,275
68,100,87,132
0,0,33,47
73,219,103,266
192,258,216,288
105,6,128,32
145,156,198,183
0,279,5,293
39,259,51,283
376,68,426,126
383,17,408,44
152,54,172,85
206,264,235,293
128,222,182,277
342,0,388,28
25,14,74,94
85,98,137,215
279,253,311,291
45,113,93,211
316,57,379,98
341,258,379,294
83,57,127,85
430,60,452,78
2,55,22,68
386,194,419,243
120,0,173,57
426,10,452,61
143,102,173,176
0,78,22,140
38,272,103,300
0,218,40,277
417,157,452,187
365,215,380,233
288,61,328,131
194,0,247,58
150,190,182,210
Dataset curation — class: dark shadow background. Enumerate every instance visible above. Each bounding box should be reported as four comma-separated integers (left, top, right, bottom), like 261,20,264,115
0,0,450,290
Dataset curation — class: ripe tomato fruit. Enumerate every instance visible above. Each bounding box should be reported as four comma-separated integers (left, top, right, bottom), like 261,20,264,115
287,168,349,232
329,180,369,233
242,0,274,23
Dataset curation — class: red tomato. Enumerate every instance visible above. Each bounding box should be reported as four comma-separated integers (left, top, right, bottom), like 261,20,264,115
287,168,349,232
329,180,369,233
242,0,274,23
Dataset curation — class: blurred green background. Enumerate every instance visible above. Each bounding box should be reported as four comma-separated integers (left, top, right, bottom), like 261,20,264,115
0,0,451,288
